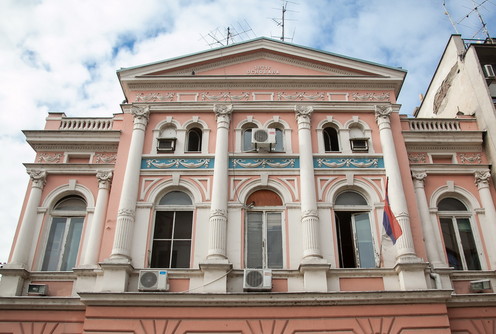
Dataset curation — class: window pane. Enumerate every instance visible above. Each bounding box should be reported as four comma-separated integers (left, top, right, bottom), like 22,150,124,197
324,127,339,152
267,213,283,269
59,217,83,271
353,213,375,268
159,191,192,205
172,240,191,268
243,128,255,151
151,240,171,268
272,128,284,152
174,211,193,239
247,212,263,268
154,211,174,239
54,196,86,212
335,192,367,206
440,218,463,269
438,198,467,211
457,218,481,270
42,218,67,271
187,128,202,152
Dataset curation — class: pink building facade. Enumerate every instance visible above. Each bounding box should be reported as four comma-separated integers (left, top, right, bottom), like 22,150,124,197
1,38,496,333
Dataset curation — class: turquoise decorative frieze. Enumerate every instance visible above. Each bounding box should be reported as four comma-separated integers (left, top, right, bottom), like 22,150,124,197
143,158,213,169
230,158,298,169
315,157,383,169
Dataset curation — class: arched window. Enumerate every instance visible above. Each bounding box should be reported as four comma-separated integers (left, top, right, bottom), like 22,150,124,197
245,190,283,269
151,191,193,268
438,197,480,270
323,126,339,152
334,191,376,268
242,123,257,152
186,127,202,152
42,196,86,271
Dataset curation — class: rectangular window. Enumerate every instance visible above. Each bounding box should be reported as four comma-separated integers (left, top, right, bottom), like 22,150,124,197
157,138,176,152
246,211,282,269
350,138,369,152
151,211,192,268
440,217,481,270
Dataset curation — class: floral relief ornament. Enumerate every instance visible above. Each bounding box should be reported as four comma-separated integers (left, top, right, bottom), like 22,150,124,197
475,170,491,186
132,105,150,121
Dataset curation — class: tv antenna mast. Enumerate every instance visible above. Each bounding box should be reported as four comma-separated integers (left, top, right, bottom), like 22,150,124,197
443,0,494,42
201,20,256,48
271,1,297,42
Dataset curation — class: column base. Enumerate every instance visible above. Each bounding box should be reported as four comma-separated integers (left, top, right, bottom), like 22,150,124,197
199,259,232,293
0,268,29,296
299,257,330,292
394,261,429,290
99,261,134,293
73,266,101,294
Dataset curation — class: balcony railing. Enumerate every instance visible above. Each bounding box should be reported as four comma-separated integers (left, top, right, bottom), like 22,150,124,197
59,118,113,131
408,119,461,131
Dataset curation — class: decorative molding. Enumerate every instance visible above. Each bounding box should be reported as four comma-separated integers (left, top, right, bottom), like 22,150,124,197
352,92,390,101
118,208,135,218
201,92,249,101
316,158,380,169
232,158,296,169
145,158,212,169
302,209,319,218
135,92,175,102
37,153,63,163
30,144,118,152
210,209,227,218
277,92,325,101
408,153,427,163
95,153,117,164
295,105,313,119
459,153,481,164
412,171,427,182
132,105,150,122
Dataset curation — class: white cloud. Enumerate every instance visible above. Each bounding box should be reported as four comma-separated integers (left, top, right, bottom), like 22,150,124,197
0,0,495,263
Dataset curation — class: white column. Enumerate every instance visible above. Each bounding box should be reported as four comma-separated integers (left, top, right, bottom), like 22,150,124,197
207,104,232,260
9,169,46,268
412,171,444,266
110,105,149,261
474,170,496,269
81,170,112,266
375,105,417,262
295,105,322,260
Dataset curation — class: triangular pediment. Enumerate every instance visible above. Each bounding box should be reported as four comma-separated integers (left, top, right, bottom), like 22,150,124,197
118,38,405,80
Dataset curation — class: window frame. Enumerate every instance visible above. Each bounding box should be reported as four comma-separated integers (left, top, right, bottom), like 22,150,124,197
333,191,377,269
150,191,194,269
185,127,203,153
41,196,86,271
323,126,340,152
245,207,284,269
437,198,481,270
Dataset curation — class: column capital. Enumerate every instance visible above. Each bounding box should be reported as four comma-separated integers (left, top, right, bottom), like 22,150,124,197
213,104,232,129
132,105,150,129
27,169,47,189
412,171,427,187
96,170,113,189
475,169,491,189
375,104,393,122
295,105,313,129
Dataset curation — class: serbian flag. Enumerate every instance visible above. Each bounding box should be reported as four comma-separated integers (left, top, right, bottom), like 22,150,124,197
383,178,402,244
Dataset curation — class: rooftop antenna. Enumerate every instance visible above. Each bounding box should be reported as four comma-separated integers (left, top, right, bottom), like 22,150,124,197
271,1,297,42
201,20,256,48
442,0,494,42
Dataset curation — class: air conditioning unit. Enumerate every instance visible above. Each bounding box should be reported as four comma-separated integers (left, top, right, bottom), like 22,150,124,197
138,270,169,291
27,283,48,296
252,128,276,148
243,269,272,291
157,138,176,152
484,64,495,78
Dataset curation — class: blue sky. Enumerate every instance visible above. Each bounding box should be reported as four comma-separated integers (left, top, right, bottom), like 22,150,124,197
0,0,495,264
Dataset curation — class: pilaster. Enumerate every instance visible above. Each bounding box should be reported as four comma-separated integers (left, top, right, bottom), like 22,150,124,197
474,169,496,269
